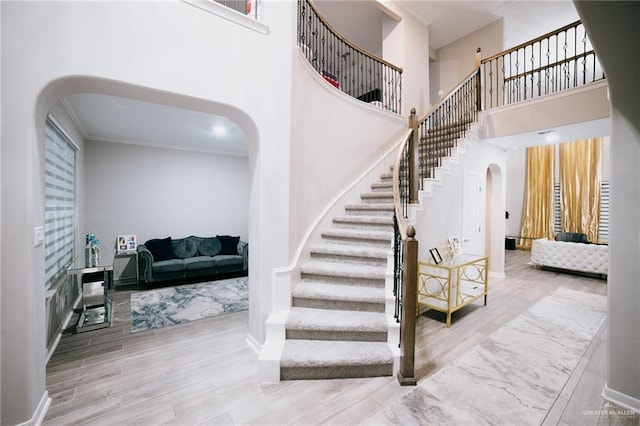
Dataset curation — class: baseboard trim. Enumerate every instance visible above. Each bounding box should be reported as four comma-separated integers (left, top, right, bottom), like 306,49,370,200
46,294,82,364
602,383,640,414
246,333,263,355
14,391,50,426
489,271,506,279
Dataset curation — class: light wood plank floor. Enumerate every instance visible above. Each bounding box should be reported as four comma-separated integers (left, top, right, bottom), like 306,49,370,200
44,250,638,425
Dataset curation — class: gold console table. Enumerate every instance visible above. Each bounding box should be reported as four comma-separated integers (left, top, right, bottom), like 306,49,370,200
417,254,488,327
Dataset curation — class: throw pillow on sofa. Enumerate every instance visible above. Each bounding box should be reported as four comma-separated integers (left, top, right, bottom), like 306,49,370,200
198,237,221,256
173,238,198,259
217,235,240,255
146,237,176,261
555,232,589,243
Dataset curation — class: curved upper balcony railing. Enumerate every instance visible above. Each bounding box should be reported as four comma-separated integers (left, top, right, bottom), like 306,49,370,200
480,20,605,109
297,0,403,114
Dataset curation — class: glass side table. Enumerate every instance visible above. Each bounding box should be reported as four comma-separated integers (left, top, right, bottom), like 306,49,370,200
67,256,114,333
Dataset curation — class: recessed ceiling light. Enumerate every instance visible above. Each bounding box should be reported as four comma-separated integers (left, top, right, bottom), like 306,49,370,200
212,125,227,136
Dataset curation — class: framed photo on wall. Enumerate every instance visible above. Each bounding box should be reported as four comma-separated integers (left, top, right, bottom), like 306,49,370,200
429,248,443,264
117,235,137,253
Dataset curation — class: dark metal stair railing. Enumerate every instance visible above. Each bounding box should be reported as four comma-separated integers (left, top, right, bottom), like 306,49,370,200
393,72,482,386
297,0,403,114
480,20,605,110
417,69,481,185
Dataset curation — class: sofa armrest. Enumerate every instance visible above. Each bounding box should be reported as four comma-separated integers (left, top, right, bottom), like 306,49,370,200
238,241,248,270
530,238,548,265
137,245,154,284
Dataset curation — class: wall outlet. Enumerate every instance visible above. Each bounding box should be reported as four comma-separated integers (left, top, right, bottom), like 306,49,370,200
35,226,44,246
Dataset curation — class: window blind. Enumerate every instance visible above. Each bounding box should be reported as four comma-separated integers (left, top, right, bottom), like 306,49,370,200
554,181,609,243
44,116,77,289
598,181,610,243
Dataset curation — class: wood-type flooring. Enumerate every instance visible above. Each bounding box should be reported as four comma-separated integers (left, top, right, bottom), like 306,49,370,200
44,250,637,425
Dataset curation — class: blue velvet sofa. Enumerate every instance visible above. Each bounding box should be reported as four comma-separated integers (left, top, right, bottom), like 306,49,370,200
137,235,248,287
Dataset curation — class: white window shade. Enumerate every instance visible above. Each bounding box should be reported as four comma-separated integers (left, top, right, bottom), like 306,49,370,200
44,116,77,289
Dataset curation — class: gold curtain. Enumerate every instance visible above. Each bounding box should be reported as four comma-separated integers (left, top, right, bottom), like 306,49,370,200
520,145,555,246
559,138,602,242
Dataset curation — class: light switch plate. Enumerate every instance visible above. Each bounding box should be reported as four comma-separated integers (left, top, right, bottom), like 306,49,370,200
34,226,44,246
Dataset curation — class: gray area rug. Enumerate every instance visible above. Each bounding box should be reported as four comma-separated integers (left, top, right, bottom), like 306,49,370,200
368,287,607,425
130,276,248,334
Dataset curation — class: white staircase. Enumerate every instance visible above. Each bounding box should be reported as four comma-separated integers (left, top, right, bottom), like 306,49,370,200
280,172,397,380
262,120,479,382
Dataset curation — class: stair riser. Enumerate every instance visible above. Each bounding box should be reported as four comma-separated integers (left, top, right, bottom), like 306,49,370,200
285,329,388,342
332,221,393,232
309,252,388,267
360,196,393,204
422,131,465,141
321,235,391,249
344,208,394,217
281,364,393,380
300,274,385,287
370,184,393,193
292,297,385,313
420,145,457,154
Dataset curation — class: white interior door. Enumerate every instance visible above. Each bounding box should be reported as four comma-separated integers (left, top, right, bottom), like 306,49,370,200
462,173,484,255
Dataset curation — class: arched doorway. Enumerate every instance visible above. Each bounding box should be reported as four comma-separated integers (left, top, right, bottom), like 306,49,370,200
35,73,265,392
485,163,505,277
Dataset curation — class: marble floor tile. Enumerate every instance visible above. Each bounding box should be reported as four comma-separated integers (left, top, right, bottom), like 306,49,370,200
389,289,607,425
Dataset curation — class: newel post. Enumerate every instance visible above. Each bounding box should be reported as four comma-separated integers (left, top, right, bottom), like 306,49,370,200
475,47,483,112
398,225,418,386
408,108,419,204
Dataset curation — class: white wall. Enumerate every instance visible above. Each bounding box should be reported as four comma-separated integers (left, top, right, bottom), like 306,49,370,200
380,2,431,116
505,148,526,237
85,142,249,260
430,19,504,102
572,1,640,411
503,3,579,48
1,1,295,423
290,53,405,255
415,136,506,276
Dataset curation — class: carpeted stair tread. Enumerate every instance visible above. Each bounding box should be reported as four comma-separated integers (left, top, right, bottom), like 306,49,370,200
286,307,387,333
371,182,393,191
300,261,386,280
345,203,394,212
280,340,393,368
310,243,389,260
292,281,385,303
361,192,394,201
321,228,393,241
333,215,394,226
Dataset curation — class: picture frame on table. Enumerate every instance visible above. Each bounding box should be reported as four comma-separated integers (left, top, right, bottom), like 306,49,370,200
429,247,443,265
448,236,461,256
116,234,137,253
